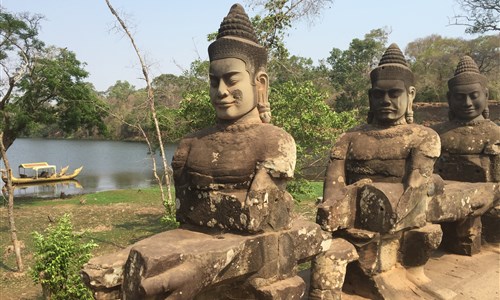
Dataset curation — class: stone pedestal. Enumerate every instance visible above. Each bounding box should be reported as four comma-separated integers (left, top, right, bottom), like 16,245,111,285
83,219,331,300
400,223,443,267
309,238,358,300
441,217,482,256
482,205,500,243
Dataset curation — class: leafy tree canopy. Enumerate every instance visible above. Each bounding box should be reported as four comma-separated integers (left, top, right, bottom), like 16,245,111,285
1,10,108,151
325,28,388,111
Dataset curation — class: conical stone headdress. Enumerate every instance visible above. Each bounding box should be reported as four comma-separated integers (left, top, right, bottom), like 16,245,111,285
370,43,414,87
448,55,487,89
208,3,267,72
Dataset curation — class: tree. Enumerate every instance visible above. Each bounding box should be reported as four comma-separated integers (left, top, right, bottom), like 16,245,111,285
0,10,108,152
0,132,23,272
271,80,359,183
326,28,388,111
105,0,175,223
405,34,500,102
451,0,500,33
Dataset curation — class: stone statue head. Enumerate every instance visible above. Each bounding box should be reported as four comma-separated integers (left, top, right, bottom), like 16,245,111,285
447,55,489,122
368,43,416,125
208,3,271,123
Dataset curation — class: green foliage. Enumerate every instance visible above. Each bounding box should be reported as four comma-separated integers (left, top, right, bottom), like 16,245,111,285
406,34,500,102
326,28,388,111
30,214,96,300
1,10,108,150
176,86,214,135
248,0,333,61
271,80,360,183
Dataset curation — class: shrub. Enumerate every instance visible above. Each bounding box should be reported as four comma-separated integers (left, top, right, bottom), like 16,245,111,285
30,214,96,300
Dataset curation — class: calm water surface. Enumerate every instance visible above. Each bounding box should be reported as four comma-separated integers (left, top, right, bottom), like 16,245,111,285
4,138,177,198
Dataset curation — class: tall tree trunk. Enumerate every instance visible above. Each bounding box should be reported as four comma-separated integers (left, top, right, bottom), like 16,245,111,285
0,132,24,272
105,0,175,217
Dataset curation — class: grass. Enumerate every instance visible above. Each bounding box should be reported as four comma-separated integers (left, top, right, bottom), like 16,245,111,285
0,183,322,300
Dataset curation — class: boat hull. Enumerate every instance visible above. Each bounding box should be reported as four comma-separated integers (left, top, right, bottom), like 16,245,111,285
2,167,83,185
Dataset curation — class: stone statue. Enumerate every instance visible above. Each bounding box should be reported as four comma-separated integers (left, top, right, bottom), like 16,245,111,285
432,55,500,255
83,5,341,300
315,44,453,299
318,43,441,234
172,3,296,233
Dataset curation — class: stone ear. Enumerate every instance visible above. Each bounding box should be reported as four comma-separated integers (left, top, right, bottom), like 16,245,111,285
255,71,271,123
406,86,416,124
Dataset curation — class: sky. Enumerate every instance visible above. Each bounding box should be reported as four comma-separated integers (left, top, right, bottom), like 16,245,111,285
3,0,477,92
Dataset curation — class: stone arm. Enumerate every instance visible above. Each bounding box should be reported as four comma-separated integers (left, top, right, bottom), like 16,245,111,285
323,158,348,204
246,167,283,205
394,134,440,231
171,137,193,188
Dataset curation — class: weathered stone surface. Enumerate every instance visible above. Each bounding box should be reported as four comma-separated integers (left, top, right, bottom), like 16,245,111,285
255,276,305,300
482,204,500,243
432,55,500,255
427,181,499,223
82,247,131,299
173,124,296,233
399,223,442,267
316,179,370,232
309,238,358,300
432,119,499,184
171,4,297,234
441,216,482,256
117,219,328,299
357,182,429,234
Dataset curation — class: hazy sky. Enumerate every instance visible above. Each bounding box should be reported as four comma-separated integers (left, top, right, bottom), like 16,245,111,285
3,0,476,91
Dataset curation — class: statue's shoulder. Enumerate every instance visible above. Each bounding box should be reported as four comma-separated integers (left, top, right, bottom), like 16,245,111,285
410,123,439,136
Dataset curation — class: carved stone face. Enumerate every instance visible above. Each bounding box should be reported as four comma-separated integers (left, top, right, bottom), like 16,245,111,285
209,58,257,120
369,79,412,125
448,83,487,121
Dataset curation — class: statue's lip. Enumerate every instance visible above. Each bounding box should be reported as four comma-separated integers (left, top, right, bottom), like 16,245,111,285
216,101,236,107
377,109,396,113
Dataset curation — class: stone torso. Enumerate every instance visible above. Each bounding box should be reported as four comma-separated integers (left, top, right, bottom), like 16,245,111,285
171,122,296,232
331,124,440,184
433,119,500,182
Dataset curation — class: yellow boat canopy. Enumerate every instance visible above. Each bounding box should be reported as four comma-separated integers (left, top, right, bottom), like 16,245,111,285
18,162,56,173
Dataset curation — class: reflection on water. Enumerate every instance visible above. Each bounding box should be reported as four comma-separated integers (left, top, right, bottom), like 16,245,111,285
3,138,177,198
5,180,83,199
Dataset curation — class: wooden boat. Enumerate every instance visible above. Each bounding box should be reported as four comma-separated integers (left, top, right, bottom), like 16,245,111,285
1,162,83,185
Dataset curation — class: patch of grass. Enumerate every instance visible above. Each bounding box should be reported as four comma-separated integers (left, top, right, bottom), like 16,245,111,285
13,187,167,207
293,181,323,203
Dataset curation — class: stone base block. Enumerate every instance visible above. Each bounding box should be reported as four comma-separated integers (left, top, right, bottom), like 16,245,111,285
441,216,482,256
309,238,358,300
255,276,305,300
83,219,329,300
400,223,442,267
482,205,500,243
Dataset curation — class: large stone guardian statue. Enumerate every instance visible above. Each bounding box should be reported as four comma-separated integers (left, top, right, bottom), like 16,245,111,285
172,3,296,233
318,43,441,233
82,4,338,299
315,44,450,299
432,56,500,255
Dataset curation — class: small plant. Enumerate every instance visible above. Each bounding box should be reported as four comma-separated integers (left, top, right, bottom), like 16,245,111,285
30,213,97,300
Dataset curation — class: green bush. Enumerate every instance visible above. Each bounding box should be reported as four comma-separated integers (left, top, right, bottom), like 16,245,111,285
30,214,96,300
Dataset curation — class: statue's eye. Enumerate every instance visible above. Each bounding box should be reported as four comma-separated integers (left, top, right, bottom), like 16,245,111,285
453,93,466,101
372,90,385,98
388,89,403,98
210,77,219,88
470,92,479,100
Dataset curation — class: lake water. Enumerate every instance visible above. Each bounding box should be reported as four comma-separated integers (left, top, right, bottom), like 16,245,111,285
3,138,177,198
